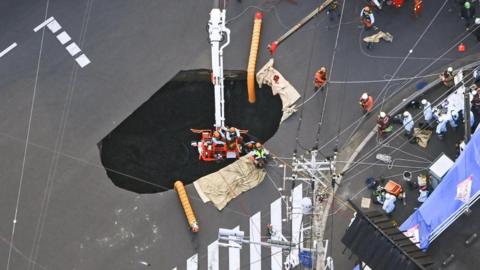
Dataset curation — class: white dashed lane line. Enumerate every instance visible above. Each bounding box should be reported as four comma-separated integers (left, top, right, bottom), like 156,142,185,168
0,43,18,59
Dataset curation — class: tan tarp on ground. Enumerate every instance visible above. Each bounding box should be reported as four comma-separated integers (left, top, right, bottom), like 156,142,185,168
194,156,266,210
256,58,301,122
414,128,432,148
363,31,393,43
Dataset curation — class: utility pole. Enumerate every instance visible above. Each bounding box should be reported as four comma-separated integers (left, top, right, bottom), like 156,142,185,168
283,149,337,269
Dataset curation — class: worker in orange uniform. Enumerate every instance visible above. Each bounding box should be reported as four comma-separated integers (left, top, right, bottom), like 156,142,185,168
212,131,225,145
359,92,374,114
413,0,423,17
314,67,327,91
360,6,375,30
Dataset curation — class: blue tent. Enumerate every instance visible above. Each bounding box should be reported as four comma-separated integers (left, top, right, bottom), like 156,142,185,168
400,131,480,249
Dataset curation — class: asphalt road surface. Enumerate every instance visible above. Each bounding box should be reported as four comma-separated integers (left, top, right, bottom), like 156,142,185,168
0,0,478,269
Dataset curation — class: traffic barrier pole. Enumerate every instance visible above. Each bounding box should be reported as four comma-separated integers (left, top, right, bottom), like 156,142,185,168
174,181,199,232
247,12,263,104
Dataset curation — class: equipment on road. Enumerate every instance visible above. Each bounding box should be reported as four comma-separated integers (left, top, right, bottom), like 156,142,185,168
247,12,263,103
267,0,334,55
191,2,246,162
174,181,199,232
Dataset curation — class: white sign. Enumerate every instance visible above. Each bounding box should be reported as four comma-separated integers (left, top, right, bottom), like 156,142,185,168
456,176,473,203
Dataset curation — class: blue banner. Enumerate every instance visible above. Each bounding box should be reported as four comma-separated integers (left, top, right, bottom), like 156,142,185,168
400,130,480,249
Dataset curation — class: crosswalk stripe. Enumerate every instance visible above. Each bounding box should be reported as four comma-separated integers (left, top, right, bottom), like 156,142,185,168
249,212,261,270
229,226,240,270
270,198,283,270
187,253,198,270
290,183,303,267
208,240,219,270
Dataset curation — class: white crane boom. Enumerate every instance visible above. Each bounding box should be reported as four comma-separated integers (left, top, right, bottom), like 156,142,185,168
208,7,230,129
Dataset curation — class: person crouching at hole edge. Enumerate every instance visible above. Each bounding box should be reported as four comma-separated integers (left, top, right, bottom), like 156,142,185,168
250,142,269,169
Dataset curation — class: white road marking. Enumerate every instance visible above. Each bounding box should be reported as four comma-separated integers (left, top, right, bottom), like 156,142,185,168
56,31,71,45
33,16,55,32
208,240,219,270
65,42,81,56
75,54,90,68
187,253,198,270
229,226,240,270
289,183,303,268
0,43,17,58
249,212,261,270
270,198,283,270
47,20,61,33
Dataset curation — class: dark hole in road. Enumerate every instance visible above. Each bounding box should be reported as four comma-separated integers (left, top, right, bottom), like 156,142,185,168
98,69,282,194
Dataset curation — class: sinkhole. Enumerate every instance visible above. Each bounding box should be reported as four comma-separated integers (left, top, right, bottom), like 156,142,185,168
99,69,282,193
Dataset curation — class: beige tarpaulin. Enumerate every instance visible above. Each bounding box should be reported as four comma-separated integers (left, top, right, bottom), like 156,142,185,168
256,58,301,122
194,155,266,210
414,128,432,148
363,31,393,43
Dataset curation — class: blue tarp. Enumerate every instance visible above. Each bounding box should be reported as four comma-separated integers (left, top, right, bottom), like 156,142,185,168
400,131,480,249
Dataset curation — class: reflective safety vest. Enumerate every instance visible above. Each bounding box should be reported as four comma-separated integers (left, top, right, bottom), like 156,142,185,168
253,148,266,159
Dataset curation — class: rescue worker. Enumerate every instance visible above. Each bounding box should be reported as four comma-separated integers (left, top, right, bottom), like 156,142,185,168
462,1,475,30
225,126,240,142
360,6,375,30
448,110,459,129
436,115,448,139
252,142,269,168
212,130,225,145
440,67,454,88
314,67,327,91
327,0,341,21
377,111,393,135
402,111,414,140
413,0,423,17
471,90,480,130
421,99,434,127
473,18,480,41
359,92,374,113
223,126,240,150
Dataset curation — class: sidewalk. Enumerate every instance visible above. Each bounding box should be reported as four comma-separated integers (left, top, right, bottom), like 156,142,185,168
319,56,480,270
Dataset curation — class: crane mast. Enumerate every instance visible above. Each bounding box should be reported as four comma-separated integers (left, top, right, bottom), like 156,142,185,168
208,5,230,129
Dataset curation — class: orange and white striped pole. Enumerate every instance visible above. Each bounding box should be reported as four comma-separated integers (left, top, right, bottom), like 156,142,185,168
247,12,263,104
174,181,199,232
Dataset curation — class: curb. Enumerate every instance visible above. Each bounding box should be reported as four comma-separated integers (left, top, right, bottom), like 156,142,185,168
340,59,480,176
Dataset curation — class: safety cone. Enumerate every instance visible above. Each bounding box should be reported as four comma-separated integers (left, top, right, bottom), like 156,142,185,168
458,42,466,52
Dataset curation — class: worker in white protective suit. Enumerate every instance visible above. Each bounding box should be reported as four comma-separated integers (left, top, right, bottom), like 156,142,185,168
436,115,448,139
448,110,459,129
421,99,435,127
402,111,414,140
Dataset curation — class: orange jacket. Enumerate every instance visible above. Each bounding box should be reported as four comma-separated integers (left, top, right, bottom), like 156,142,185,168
360,96,374,112
314,70,327,87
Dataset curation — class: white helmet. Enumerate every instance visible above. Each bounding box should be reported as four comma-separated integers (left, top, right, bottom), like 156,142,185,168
447,67,453,73
361,93,368,100
473,90,478,96
379,111,386,118
403,111,410,117
421,99,427,105
476,18,480,25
